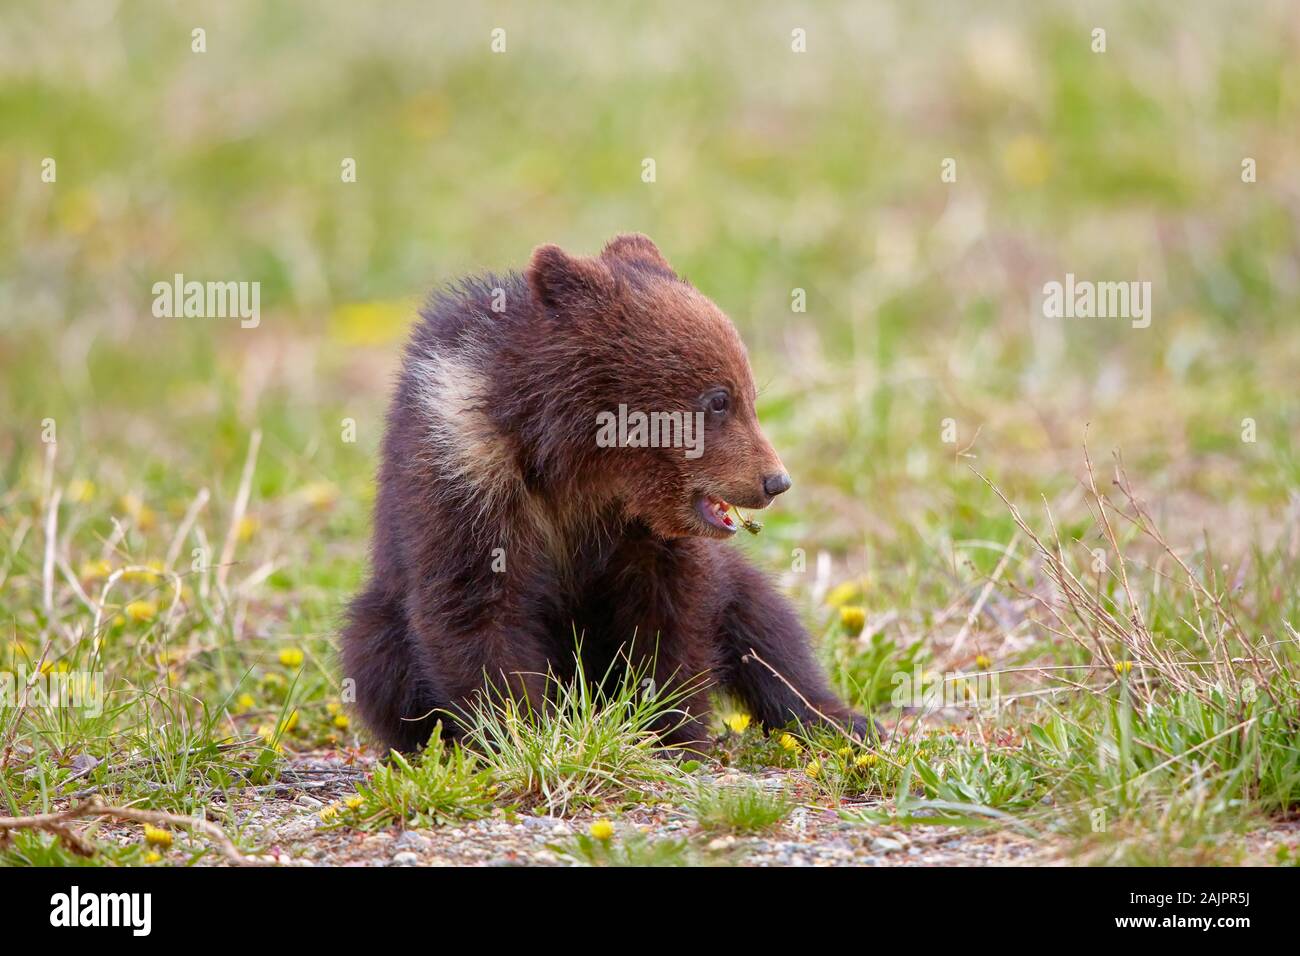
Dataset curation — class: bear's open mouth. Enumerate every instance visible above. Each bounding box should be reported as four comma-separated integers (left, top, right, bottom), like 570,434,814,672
695,495,738,534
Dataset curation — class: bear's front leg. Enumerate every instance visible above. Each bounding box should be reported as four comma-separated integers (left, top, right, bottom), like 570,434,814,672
406,600,552,737
595,539,719,754
714,551,876,741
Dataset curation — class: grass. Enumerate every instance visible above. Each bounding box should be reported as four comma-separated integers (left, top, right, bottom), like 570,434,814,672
688,781,793,835
2,0,1299,865
458,653,695,815
344,724,497,831
548,828,724,867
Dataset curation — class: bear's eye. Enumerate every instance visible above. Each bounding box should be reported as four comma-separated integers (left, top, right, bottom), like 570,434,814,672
702,389,730,416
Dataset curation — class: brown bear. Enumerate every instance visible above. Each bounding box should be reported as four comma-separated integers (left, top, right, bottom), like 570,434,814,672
340,234,872,752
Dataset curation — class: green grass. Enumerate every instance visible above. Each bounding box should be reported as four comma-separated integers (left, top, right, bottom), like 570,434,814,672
458,653,694,815
549,828,729,867
688,781,793,835
2,0,1299,865
344,724,497,830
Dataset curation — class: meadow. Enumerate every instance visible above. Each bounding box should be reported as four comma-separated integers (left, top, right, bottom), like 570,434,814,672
1,0,1298,865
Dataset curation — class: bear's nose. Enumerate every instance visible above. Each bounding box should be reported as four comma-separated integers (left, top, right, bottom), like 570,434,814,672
763,472,792,498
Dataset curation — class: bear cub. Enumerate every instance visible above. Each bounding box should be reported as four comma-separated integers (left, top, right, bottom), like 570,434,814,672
341,234,872,752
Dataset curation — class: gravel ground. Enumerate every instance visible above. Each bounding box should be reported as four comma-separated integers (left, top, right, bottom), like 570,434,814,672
78,750,1300,866
210,751,1047,866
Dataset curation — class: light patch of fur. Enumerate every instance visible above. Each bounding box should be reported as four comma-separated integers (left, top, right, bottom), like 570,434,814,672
409,348,620,585
410,350,520,519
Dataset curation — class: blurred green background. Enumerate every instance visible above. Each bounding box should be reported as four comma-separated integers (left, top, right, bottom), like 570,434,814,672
1,1,1298,716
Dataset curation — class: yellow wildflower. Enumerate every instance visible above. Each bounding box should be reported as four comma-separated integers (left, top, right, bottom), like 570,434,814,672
67,479,96,503
805,760,822,778
278,647,305,668
778,733,800,752
345,796,363,810
333,713,350,730
143,825,172,848
119,494,156,531
124,600,157,622
725,713,751,734
235,693,255,712
589,819,614,841
1115,660,1133,675
144,851,162,864
300,481,339,509
320,805,338,822
839,605,866,636
855,753,879,769
975,654,992,670
79,559,112,580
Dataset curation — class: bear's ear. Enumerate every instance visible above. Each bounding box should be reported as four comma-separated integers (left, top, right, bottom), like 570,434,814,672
526,244,615,312
600,233,673,273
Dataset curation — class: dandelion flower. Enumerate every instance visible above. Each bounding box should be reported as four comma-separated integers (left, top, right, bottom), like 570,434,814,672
836,746,852,757
235,693,255,712
805,760,822,778
67,479,96,503
320,805,338,822
278,647,304,668
300,481,339,509
589,819,614,841
345,796,363,811
778,733,800,752
725,713,751,734
839,605,866,636
975,654,992,670
119,494,157,531
855,753,879,769
79,559,112,580
333,713,350,730
143,825,172,848
124,600,157,622
144,851,162,864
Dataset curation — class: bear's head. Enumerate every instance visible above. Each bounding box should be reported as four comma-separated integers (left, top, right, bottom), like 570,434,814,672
526,234,790,540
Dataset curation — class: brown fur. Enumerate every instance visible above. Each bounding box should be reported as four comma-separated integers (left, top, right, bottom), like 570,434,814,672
340,234,872,751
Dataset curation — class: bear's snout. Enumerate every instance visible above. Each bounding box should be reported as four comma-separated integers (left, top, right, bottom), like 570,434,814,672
762,472,792,499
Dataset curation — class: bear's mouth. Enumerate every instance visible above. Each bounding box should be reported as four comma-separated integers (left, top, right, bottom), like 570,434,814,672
695,495,738,535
